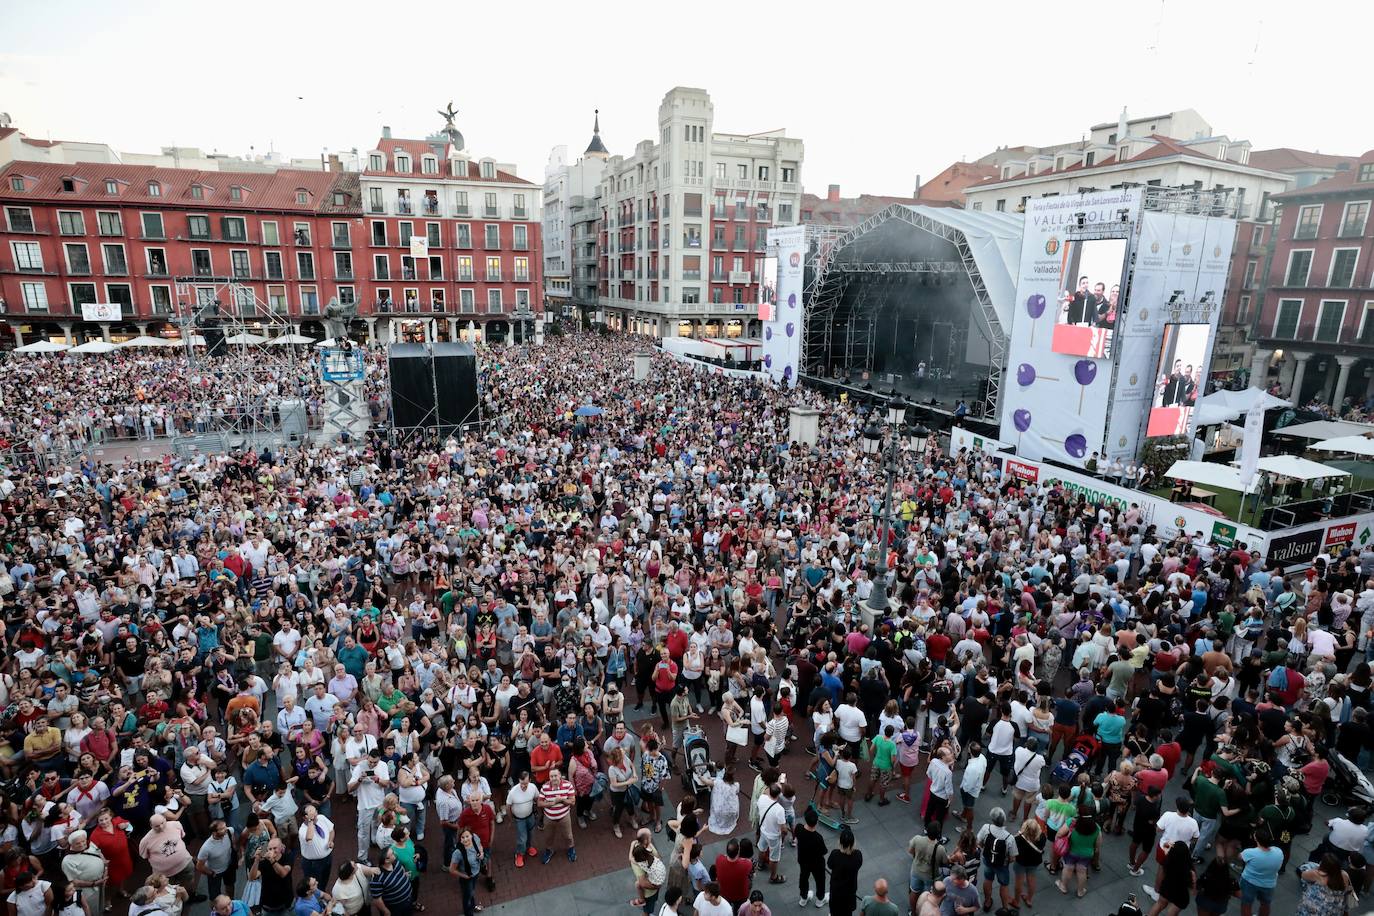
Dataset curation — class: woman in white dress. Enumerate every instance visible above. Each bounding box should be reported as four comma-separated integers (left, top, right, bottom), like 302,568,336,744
706,765,740,836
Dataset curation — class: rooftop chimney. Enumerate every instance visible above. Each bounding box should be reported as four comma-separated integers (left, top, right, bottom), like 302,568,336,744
827,184,840,202
382,125,392,140
914,174,922,198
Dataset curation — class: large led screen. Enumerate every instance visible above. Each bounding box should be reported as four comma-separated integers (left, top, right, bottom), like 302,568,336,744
1051,238,1128,359
758,256,778,321
1146,322,1212,437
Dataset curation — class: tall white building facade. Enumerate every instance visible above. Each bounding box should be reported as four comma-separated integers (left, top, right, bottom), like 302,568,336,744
542,112,608,318
597,87,803,339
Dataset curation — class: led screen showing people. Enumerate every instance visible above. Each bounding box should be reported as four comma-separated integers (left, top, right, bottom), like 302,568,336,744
1146,322,1212,437
757,256,778,321
1050,238,1129,359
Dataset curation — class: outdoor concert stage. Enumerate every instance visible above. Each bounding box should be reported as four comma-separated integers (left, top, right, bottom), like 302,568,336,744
801,205,1021,421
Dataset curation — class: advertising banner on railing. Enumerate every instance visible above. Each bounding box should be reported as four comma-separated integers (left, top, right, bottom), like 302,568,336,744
762,226,805,387
951,426,1267,551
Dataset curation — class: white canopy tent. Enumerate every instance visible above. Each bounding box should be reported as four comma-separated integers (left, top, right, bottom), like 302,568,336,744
13,340,70,353
1165,460,1247,491
1309,435,1374,458
67,340,119,354
1275,419,1374,440
1192,387,1291,427
1255,454,1350,481
266,333,316,346
225,332,268,345
118,335,177,348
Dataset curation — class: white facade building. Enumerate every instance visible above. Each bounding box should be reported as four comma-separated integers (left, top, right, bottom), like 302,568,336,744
542,113,608,313
597,87,803,339
965,108,1289,220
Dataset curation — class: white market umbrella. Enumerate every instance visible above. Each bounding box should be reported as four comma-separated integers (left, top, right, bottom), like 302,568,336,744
1275,419,1374,440
267,332,316,346
119,334,177,348
315,337,339,348
1192,387,1291,427
1308,435,1374,458
13,340,69,353
1165,460,1246,491
67,340,119,354
1255,454,1350,481
225,332,268,345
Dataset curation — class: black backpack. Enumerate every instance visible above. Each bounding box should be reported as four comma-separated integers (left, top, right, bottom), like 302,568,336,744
981,829,1009,869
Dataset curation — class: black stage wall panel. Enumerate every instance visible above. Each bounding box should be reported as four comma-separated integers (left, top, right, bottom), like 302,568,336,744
388,343,437,429
387,342,479,430
431,342,479,428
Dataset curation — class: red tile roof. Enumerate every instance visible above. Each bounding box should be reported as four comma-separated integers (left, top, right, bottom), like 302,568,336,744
0,127,17,142
0,159,354,212
971,135,1229,187
365,136,535,185
1249,147,1357,172
1273,151,1374,200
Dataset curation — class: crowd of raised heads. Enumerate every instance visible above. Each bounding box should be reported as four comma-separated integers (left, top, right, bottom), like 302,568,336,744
0,330,1370,916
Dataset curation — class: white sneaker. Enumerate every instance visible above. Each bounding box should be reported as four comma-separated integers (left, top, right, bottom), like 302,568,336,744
816,895,828,908
1142,885,1159,901
799,899,810,908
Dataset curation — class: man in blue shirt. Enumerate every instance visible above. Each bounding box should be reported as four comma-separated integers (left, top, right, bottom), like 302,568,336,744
242,748,283,803
1091,702,1127,776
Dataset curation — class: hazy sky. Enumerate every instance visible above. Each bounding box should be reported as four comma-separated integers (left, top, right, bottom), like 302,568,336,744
3,0,1371,196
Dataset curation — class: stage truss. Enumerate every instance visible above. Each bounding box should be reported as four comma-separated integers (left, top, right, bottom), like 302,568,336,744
169,279,316,455
802,207,1007,420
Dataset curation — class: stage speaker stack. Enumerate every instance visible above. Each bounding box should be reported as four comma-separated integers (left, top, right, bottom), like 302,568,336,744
278,399,308,444
387,342,479,432
201,325,227,358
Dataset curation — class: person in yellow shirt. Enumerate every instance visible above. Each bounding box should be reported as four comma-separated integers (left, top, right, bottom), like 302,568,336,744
23,720,63,771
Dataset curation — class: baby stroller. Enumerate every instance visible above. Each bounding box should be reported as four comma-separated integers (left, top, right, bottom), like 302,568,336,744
1321,750,1374,807
1050,734,1101,784
681,726,713,810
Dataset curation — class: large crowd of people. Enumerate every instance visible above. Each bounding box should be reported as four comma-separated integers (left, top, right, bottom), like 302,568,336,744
0,330,1370,916
0,347,392,457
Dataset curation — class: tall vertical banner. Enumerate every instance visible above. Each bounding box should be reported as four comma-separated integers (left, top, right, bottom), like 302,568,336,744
763,226,805,386
1000,190,1141,466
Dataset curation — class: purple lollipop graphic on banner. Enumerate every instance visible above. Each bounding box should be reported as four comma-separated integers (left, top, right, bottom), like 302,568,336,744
785,322,795,337
1026,293,1047,346
1073,358,1097,412
764,354,773,368
765,326,773,341
1064,433,1088,459
1015,363,1060,388
1012,407,1031,451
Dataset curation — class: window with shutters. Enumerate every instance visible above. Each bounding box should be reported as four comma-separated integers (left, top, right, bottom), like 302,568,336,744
1315,300,1346,342
57,211,84,235
1273,299,1303,338
1329,249,1359,288
1284,250,1313,286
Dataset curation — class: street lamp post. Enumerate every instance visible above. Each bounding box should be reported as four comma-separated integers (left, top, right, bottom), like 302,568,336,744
860,394,921,629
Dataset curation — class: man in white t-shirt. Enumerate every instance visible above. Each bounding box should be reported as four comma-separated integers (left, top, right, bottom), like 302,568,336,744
1145,797,1200,901
692,884,734,916
755,782,790,883
834,694,868,752
348,750,390,856
505,771,541,868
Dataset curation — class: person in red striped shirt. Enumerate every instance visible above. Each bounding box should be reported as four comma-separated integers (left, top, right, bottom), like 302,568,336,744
538,768,577,865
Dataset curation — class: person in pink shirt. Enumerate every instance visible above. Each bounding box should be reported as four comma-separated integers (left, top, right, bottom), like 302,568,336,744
137,814,194,888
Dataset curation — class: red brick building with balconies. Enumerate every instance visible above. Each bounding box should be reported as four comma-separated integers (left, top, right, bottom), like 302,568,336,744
1248,149,1374,413
358,130,541,344
0,161,360,346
